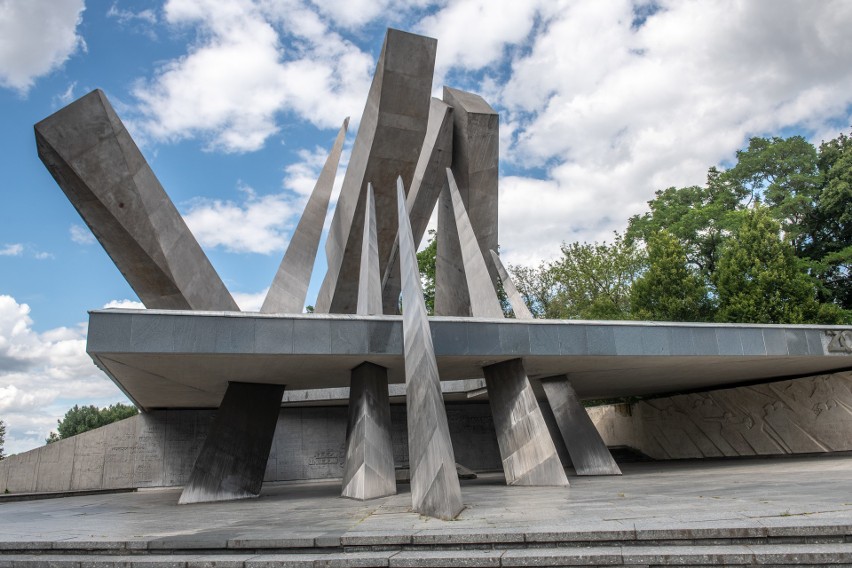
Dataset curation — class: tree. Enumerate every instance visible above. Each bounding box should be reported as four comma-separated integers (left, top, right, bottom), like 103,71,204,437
547,233,645,320
0,419,5,460
631,230,712,322
510,261,560,318
713,207,819,324
416,230,437,314
46,403,138,443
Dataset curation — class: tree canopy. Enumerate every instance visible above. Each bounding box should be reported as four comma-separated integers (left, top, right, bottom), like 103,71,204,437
0,419,6,460
46,403,138,443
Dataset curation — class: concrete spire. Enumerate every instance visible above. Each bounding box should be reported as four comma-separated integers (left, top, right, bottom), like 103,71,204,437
489,249,534,320
357,184,382,316
261,118,348,314
396,176,463,520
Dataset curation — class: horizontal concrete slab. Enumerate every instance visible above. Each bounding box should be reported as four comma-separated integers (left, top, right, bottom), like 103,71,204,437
87,309,852,410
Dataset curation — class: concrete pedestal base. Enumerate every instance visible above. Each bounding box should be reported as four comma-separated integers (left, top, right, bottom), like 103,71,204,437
341,362,396,500
483,359,569,486
178,382,285,504
541,376,621,476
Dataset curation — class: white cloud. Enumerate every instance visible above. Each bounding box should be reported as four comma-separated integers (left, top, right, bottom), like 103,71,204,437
69,224,96,245
486,0,852,265
232,288,269,311
102,299,145,310
132,0,373,152
0,0,86,94
0,295,127,455
183,183,301,254
0,243,23,256
106,2,158,25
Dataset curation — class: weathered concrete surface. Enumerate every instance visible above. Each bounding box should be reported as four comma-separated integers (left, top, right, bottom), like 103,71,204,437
435,88,499,316
341,363,396,500
541,376,621,475
356,185,382,316
396,178,463,519
381,98,454,314
490,249,534,320
35,89,238,312
590,370,852,460
484,359,569,486
261,118,348,314
179,382,285,504
87,310,852,410
316,29,436,315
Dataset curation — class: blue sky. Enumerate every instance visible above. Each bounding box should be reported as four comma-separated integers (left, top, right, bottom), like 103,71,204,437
1,0,851,455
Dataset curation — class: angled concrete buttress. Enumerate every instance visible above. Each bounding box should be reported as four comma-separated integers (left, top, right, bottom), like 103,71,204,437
490,249,534,320
261,118,349,313
316,29,436,314
541,376,622,476
178,382,285,504
435,87,499,316
446,170,567,486
396,177,463,519
35,89,238,311
341,363,396,500
380,98,454,313
341,184,396,500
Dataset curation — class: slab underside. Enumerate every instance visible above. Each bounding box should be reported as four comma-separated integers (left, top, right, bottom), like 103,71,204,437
87,310,852,411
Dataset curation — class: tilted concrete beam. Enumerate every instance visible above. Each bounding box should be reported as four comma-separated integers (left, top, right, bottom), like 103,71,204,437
316,29,436,314
262,118,348,314
357,184,382,316
490,249,534,320
35,89,238,311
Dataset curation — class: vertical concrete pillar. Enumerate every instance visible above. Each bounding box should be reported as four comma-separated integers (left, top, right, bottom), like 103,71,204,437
541,376,622,476
396,177,464,520
484,359,569,486
341,363,396,500
435,87,499,316
178,382,285,504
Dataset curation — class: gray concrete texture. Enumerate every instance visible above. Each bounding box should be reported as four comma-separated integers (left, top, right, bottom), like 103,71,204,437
86,309,852,410
178,383,285,504
380,98,454,314
2,454,852,562
261,118,348,314
435,87,499,317
483,359,569,486
356,185,382,316
396,178,463,519
590,369,852,460
35,89,238,312
541,376,622,475
489,250,534,320
341,363,396,500
316,29,436,315
0,403,507,495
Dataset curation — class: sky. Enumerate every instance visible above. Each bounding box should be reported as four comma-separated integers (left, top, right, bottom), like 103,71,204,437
1,0,851,455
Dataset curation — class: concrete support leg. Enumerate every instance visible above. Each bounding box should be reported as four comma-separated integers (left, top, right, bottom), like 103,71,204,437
396,177,464,520
178,382,285,504
483,359,569,486
541,376,622,476
341,362,396,500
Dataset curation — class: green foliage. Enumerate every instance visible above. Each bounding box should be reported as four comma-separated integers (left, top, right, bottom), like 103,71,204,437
47,403,138,443
416,230,437,315
0,418,5,460
713,207,819,324
631,230,712,322
509,261,560,318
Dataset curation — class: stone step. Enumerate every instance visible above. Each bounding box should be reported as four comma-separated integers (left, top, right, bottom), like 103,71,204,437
3,544,852,567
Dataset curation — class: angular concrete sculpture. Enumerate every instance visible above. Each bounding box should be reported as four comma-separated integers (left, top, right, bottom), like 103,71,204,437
541,376,622,476
341,362,396,500
261,118,349,314
490,249,534,320
178,382,285,504
380,98,454,313
484,360,570,486
396,177,463,519
445,169,568,487
316,29,437,314
357,184,382,316
435,88,499,316
35,89,238,312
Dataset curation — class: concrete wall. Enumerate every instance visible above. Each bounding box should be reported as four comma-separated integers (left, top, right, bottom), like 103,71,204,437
589,370,852,459
0,402,507,494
